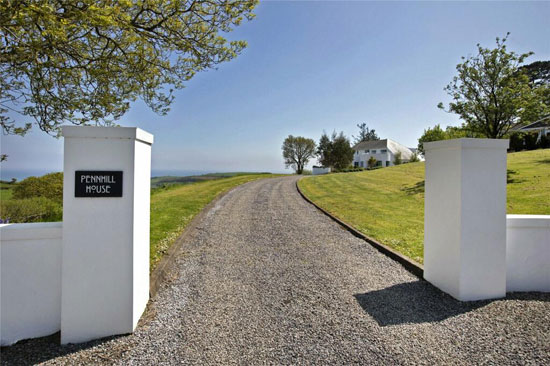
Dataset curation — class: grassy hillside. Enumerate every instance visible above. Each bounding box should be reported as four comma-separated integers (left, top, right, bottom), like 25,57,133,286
0,182,15,201
298,149,550,264
151,172,271,188
150,173,282,270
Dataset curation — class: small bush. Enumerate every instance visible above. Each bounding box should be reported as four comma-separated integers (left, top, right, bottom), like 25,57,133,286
13,172,63,203
301,169,312,175
0,197,62,223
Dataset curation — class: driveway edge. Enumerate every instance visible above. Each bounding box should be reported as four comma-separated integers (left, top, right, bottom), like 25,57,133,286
295,178,424,279
149,185,235,297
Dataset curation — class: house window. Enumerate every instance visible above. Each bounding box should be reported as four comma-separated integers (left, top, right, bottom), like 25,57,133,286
381,149,387,153
371,149,377,154
386,161,390,167
364,150,368,153
360,161,364,167
354,162,358,167
376,161,382,167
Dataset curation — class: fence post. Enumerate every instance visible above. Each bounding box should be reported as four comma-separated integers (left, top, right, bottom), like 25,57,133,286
424,138,509,301
61,126,153,344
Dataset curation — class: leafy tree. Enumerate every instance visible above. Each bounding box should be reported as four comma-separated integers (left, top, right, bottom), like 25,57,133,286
520,60,550,87
438,34,545,138
0,0,258,136
316,131,354,171
417,124,447,155
282,135,316,175
13,172,63,203
417,123,481,155
353,123,379,144
367,156,377,169
393,151,402,165
518,60,550,124
316,131,332,167
330,131,354,170
409,151,420,163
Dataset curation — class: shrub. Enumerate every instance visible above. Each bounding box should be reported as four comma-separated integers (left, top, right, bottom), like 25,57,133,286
301,169,312,175
13,172,63,203
393,152,403,165
0,197,62,223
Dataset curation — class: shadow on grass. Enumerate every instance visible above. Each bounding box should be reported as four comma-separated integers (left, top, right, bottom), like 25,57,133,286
537,158,550,165
354,281,550,326
0,331,129,365
507,169,525,184
401,180,424,195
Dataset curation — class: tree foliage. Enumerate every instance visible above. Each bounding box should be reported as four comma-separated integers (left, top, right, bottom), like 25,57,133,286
417,123,481,155
282,135,316,175
439,34,547,138
0,0,258,135
13,172,63,203
316,131,354,171
367,156,377,169
353,122,379,145
393,151,402,165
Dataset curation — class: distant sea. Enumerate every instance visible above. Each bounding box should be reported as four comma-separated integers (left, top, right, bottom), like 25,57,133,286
1,168,243,181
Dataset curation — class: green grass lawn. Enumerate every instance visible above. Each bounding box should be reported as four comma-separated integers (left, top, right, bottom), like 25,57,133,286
298,149,550,264
150,173,283,270
0,182,15,201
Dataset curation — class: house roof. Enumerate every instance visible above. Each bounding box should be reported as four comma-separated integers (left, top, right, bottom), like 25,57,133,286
353,139,414,160
511,116,550,131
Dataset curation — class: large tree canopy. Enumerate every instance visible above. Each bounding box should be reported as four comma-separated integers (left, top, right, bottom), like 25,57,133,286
352,122,379,145
438,34,547,138
282,135,316,175
316,131,354,171
0,0,258,135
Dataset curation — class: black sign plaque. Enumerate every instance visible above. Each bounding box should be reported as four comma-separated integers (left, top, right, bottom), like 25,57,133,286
75,171,123,197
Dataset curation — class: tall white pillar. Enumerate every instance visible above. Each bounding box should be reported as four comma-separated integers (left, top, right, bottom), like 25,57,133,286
61,126,153,344
424,138,509,301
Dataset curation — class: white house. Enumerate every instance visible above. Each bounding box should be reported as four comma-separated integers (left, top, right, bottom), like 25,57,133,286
352,138,417,168
510,116,550,143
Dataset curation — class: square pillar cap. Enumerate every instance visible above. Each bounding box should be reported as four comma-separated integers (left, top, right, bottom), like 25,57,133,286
61,126,153,145
424,138,509,152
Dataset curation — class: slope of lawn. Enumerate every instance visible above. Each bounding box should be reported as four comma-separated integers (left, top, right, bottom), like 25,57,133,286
150,173,283,270
298,149,550,264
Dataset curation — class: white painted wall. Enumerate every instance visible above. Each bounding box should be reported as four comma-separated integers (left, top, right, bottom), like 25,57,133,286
0,223,62,346
61,126,153,344
506,215,550,292
424,138,509,301
312,167,331,175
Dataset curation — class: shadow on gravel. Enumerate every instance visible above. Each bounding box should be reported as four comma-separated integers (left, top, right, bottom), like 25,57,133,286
354,281,550,326
0,331,128,365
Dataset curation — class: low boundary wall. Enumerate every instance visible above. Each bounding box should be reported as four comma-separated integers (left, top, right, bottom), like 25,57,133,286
1,223,62,346
506,215,550,292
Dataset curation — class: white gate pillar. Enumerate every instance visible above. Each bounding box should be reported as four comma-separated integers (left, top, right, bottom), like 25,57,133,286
61,126,153,344
424,138,509,301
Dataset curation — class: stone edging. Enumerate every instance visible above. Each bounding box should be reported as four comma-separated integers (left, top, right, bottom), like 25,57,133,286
149,186,236,297
295,178,424,279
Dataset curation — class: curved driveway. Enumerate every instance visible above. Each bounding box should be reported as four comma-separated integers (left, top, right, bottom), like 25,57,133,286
3,176,549,365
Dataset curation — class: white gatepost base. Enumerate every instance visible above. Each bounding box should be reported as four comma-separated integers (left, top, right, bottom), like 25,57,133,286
424,138,509,301
60,126,153,344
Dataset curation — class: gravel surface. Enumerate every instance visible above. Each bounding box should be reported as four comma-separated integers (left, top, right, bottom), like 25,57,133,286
2,176,549,365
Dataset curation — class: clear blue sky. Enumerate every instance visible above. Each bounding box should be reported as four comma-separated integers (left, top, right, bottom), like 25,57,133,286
2,1,549,178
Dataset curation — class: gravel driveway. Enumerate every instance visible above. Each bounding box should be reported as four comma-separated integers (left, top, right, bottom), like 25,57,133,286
2,176,549,365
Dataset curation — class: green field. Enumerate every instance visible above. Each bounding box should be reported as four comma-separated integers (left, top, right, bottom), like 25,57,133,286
0,182,15,201
151,172,272,188
150,173,283,270
298,149,550,264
